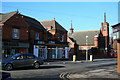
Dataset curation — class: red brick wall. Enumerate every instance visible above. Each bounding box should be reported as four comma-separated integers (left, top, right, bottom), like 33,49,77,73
2,13,29,40
54,30,67,42
94,37,98,47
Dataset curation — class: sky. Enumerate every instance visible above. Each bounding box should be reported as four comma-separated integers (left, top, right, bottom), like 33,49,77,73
1,2,119,35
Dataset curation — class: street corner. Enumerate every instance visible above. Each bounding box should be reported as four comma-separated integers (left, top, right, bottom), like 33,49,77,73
67,69,119,79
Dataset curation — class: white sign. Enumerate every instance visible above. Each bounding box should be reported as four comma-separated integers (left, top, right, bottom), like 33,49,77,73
49,41,55,44
34,45,38,57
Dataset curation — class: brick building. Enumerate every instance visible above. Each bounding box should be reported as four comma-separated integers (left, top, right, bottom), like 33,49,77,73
68,12,110,59
0,11,48,59
40,19,69,59
0,11,69,60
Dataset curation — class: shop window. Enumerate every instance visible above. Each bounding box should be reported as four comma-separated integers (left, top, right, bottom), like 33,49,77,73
35,32,39,40
13,28,19,39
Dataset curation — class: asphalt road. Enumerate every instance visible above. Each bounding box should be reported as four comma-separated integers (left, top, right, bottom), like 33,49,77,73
1,58,118,80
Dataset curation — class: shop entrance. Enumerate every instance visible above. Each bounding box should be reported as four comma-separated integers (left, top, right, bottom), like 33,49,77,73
38,48,46,58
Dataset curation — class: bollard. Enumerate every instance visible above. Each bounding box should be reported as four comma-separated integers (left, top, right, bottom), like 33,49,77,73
73,55,76,62
90,55,93,61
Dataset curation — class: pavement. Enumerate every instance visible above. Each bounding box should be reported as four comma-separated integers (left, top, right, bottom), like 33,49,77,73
45,58,120,80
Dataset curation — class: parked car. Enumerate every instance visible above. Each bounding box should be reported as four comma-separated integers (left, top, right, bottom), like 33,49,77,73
2,53,44,71
2,72,11,80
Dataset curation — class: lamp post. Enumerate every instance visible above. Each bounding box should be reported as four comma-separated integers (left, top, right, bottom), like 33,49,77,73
86,35,88,61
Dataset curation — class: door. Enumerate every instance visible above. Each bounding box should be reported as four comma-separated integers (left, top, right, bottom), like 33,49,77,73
25,54,36,66
12,55,26,68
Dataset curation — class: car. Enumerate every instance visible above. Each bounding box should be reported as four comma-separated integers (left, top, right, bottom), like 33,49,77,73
2,53,44,71
2,72,11,80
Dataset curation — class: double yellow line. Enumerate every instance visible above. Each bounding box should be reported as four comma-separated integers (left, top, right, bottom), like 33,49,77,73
59,72,69,79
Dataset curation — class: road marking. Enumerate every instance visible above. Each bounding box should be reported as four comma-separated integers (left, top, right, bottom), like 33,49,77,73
59,72,69,79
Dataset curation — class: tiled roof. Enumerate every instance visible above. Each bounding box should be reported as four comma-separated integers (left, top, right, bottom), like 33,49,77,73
22,15,45,30
68,37,78,45
0,11,17,24
0,11,46,30
111,23,120,27
41,20,55,29
40,19,67,32
68,30,100,45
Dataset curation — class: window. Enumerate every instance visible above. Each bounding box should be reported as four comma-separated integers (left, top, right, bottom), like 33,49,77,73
27,55,35,59
13,28,19,39
35,32,39,40
103,25,106,31
60,34,64,42
16,55,24,60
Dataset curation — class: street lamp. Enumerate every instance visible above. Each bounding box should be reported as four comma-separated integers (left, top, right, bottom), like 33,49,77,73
86,35,88,61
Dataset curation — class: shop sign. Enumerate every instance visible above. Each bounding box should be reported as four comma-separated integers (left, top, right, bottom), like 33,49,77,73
37,41,45,44
48,41,55,44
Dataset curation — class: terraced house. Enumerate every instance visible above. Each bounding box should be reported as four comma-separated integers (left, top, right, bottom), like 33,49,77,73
0,11,49,59
40,19,69,59
0,11,69,60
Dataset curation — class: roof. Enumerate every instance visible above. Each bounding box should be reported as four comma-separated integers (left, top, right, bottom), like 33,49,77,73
111,23,120,28
68,30,100,45
0,11,18,24
0,11,46,30
22,15,45,30
40,19,67,32
68,37,78,45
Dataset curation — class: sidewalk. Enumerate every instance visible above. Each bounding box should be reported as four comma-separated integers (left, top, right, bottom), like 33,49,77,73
44,58,117,64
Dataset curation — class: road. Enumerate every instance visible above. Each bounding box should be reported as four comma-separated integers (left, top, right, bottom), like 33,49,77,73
1,58,118,80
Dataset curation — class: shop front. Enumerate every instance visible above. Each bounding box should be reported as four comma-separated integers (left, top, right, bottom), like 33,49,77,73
46,41,69,60
33,41,47,59
2,41,29,59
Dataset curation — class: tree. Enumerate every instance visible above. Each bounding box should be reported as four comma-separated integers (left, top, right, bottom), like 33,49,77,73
91,47,98,55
